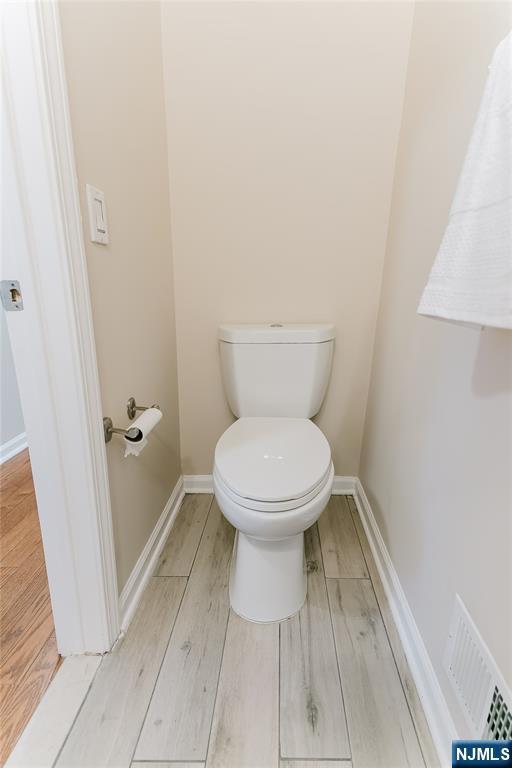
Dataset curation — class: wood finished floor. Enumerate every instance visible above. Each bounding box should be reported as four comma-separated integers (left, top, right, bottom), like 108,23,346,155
55,493,438,768
0,450,60,767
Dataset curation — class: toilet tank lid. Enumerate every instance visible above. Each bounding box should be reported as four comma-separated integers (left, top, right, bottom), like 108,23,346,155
218,323,335,344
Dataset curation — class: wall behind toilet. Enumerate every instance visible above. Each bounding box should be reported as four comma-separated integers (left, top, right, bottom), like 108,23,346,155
161,1,414,475
59,1,181,592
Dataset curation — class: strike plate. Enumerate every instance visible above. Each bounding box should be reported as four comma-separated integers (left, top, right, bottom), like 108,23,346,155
1,280,24,311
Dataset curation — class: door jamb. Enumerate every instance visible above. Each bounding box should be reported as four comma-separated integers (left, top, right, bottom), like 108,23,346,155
2,0,119,654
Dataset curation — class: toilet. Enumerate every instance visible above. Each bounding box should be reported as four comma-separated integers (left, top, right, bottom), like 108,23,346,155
213,323,335,623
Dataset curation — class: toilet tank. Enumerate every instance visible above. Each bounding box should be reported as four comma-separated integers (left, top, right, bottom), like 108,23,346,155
219,323,335,418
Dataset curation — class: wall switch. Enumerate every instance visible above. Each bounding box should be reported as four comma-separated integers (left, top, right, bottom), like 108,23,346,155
86,184,109,245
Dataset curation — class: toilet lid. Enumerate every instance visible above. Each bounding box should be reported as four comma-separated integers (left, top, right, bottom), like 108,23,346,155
214,417,331,503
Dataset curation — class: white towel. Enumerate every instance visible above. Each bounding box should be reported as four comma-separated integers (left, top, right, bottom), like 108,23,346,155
417,32,512,329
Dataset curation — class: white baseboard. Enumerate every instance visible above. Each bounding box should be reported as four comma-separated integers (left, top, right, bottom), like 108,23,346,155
0,432,28,464
183,474,214,493
119,476,185,631
332,475,356,494
183,474,356,496
353,478,456,767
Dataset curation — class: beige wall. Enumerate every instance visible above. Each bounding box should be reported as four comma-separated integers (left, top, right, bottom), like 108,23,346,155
161,1,414,475
59,1,181,591
360,1,512,735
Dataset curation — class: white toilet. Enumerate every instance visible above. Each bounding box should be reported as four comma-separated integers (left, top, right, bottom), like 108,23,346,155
213,323,335,623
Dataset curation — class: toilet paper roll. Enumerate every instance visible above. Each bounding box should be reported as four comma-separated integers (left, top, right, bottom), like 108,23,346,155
123,407,162,458
124,437,148,458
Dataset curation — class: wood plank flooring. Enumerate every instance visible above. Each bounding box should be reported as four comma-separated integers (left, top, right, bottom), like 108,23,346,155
155,494,211,577
135,501,233,762
281,763,351,768
328,578,424,768
51,492,436,768
56,577,186,767
280,525,349,759
0,450,60,767
5,655,102,768
133,764,202,768
345,497,440,768
206,611,279,768
318,495,368,578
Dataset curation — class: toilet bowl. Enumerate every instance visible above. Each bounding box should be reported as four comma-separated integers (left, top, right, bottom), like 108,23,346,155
214,416,334,622
214,322,335,622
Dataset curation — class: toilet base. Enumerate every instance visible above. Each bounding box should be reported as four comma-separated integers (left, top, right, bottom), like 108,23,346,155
229,531,307,623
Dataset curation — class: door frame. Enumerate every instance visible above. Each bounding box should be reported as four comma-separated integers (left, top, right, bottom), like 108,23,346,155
2,1,119,654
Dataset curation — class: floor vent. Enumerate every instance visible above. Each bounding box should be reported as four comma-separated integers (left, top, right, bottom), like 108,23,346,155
444,595,511,738
483,687,512,740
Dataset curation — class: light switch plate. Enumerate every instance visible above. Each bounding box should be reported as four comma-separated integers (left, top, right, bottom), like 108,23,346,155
86,184,109,245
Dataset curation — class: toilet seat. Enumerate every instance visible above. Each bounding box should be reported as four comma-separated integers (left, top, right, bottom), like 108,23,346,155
213,460,334,541
214,417,332,504
213,463,332,513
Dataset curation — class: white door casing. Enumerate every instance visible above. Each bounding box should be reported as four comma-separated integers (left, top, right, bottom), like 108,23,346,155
1,1,119,654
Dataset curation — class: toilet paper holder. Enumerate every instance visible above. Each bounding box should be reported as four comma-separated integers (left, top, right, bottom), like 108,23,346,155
103,397,161,443
126,396,160,421
103,417,139,444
